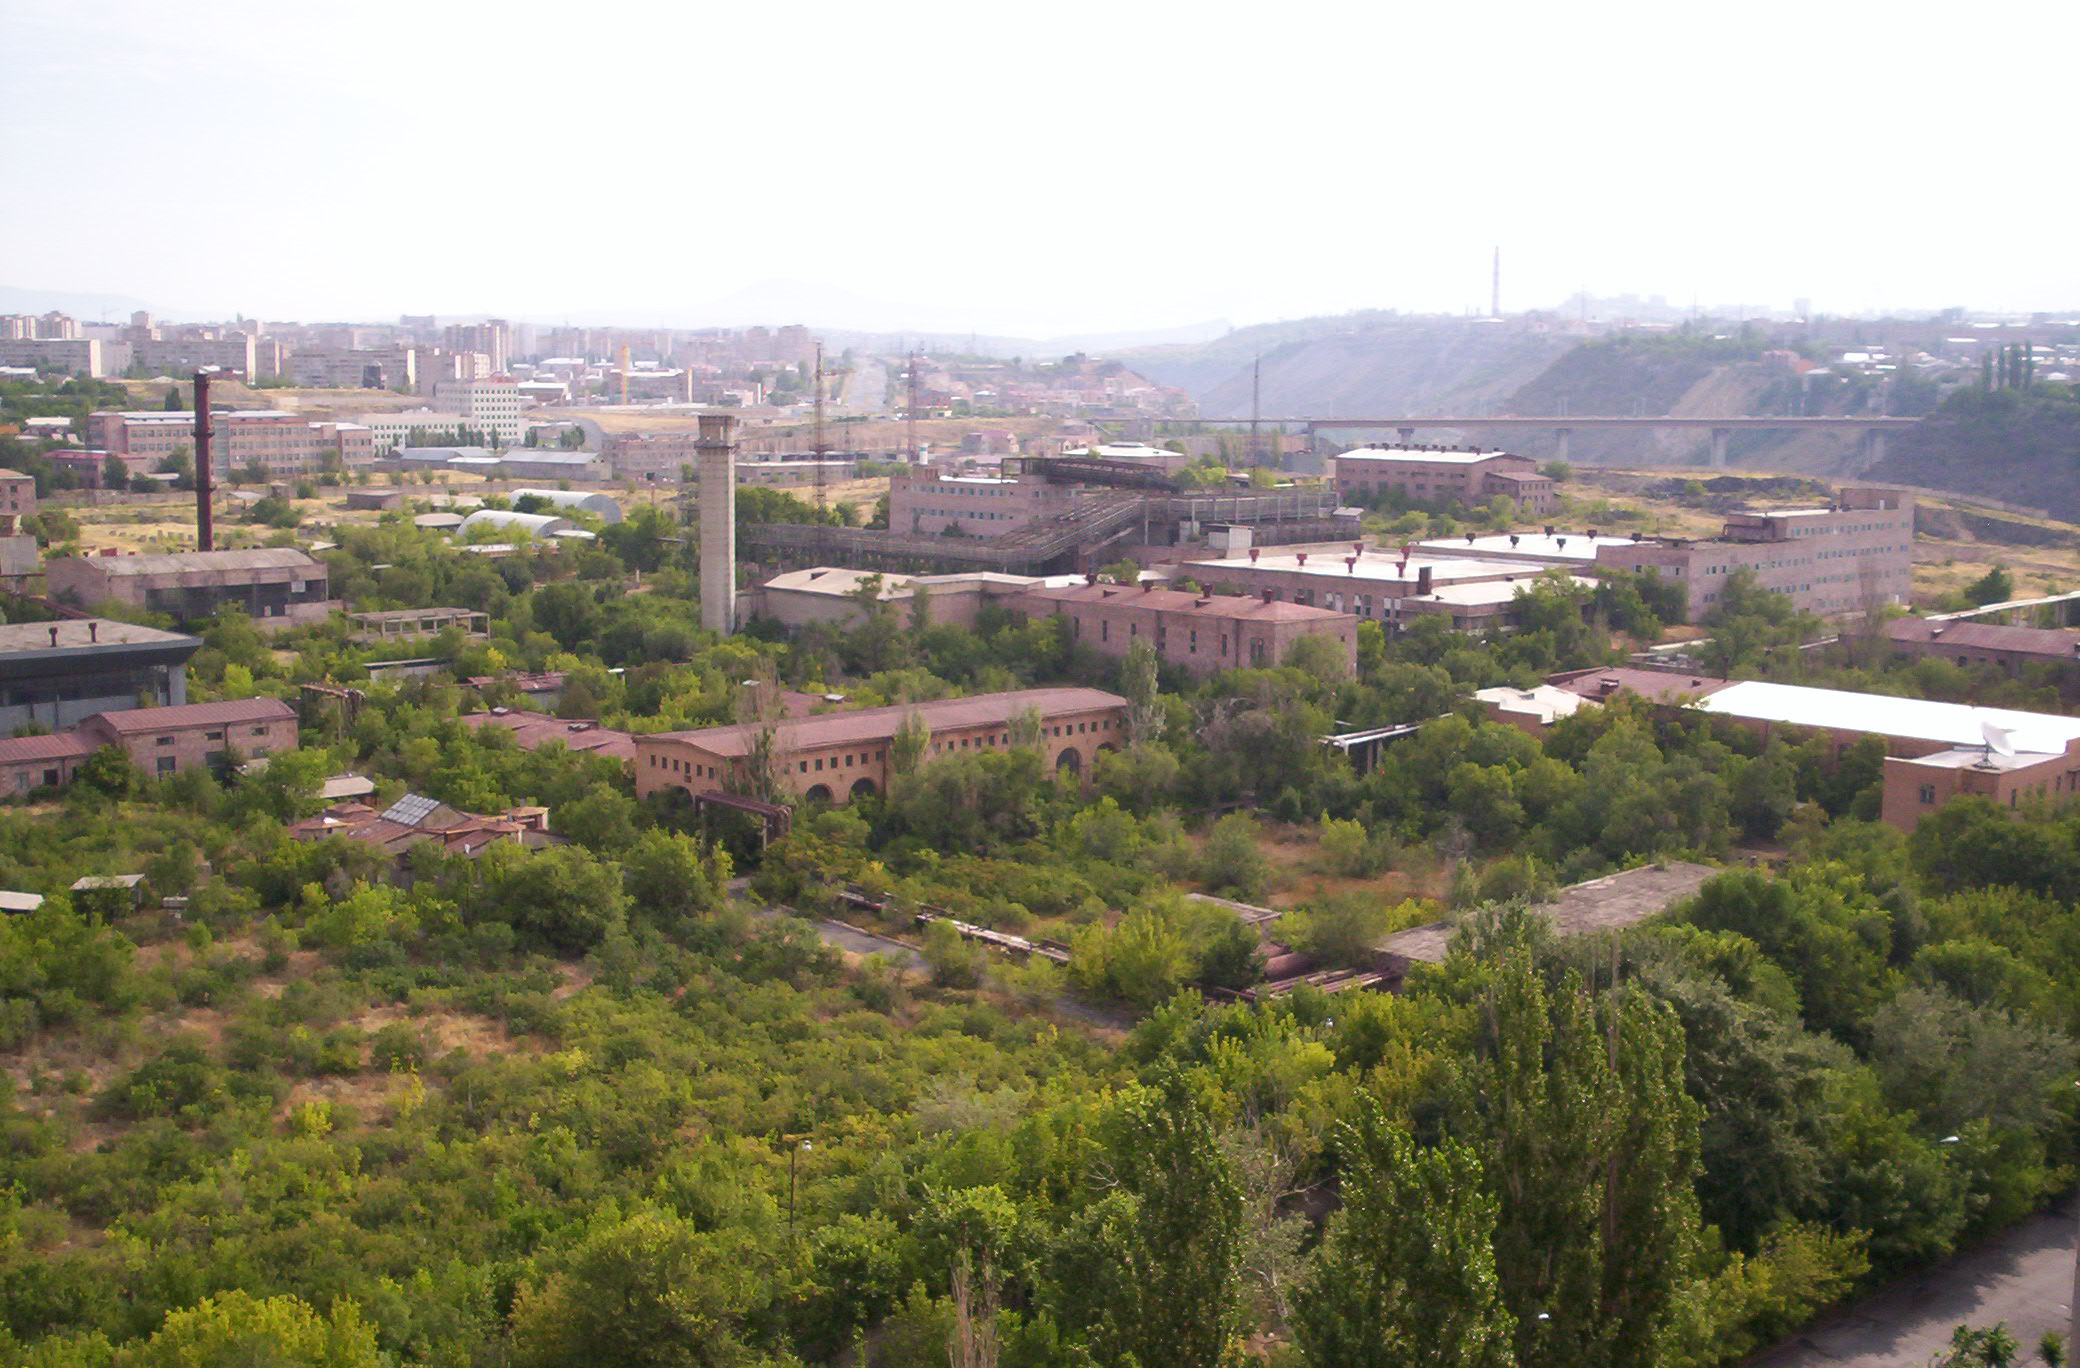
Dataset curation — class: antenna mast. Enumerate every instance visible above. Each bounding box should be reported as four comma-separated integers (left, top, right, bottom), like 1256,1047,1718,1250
1491,245,1501,317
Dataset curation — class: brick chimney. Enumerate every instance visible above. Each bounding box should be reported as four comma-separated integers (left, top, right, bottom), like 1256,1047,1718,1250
1417,565,1433,594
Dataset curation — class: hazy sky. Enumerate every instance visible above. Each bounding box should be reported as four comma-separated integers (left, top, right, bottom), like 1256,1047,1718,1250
5,0,2076,335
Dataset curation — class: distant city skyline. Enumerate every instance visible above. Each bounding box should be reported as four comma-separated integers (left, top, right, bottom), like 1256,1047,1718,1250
6,0,2076,336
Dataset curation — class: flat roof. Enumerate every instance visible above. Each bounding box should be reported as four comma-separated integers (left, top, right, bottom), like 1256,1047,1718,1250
1184,551,1534,586
1407,574,1596,607
643,686,1126,759
1419,532,1637,562
1335,446,1519,465
1474,683,1588,724
1380,860,1718,965
1698,680,2080,754
62,548,320,576
0,618,197,651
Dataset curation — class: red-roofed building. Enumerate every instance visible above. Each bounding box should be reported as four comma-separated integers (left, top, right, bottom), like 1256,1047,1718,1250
0,732,102,795
79,697,297,778
634,686,1128,806
287,794,559,868
460,710,637,764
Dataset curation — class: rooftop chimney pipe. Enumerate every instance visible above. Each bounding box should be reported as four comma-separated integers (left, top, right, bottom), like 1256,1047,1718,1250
1417,565,1434,594
47,626,58,647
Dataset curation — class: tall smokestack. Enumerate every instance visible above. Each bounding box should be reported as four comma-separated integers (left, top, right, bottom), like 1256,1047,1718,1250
697,413,738,635
192,371,214,551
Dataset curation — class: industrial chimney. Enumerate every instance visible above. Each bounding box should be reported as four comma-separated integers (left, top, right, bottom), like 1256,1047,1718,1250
696,414,738,635
1416,565,1434,594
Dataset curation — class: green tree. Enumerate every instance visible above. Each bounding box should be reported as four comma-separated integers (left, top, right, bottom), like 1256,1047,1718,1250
75,744,139,799
1055,1070,1245,1368
1121,636,1165,746
1964,565,2014,607
118,1290,381,1367
1200,812,1270,900
1292,1099,1515,1368
100,452,127,490
1450,956,1703,1368
509,1212,767,1368
890,710,930,776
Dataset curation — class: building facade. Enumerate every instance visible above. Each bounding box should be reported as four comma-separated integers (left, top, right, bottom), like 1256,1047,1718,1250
888,468,1085,536
79,697,297,778
1592,486,1913,618
433,378,525,446
634,687,1130,806
1332,446,1556,516
0,618,201,732
1883,618,2080,696
48,549,337,628
1181,545,1562,631
85,409,357,478
1007,582,1357,675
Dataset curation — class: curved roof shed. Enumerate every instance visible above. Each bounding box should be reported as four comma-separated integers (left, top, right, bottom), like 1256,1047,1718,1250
509,488,623,523
457,509,575,540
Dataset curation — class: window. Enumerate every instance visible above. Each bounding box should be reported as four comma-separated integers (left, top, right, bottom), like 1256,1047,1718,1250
156,757,177,774
1919,785,1936,805
156,736,175,747
206,730,224,741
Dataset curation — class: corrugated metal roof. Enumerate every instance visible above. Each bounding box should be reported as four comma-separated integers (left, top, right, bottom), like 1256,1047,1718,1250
67,548,321,576
0,733,101,764
85,697,296,734
1888,617,2080,657
641,686,1127,759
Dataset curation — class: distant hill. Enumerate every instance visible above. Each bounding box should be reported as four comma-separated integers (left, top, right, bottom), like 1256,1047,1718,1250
1120,314,1573,417
1868,387,2080,520
0,284,156,321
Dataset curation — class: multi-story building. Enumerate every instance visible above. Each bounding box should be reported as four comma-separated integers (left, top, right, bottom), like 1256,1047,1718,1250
1591,486,1913,618
434,378,525,446
888,467,1086,536
286,347,415,390
130,333,262,380
48,548,337,629
1007,582,1358,675
1333,446,1557,516
633,686,1130,805
1181,544,1571,631
84,409,356,478
0,338,106,377
441,320,512,374
0,618,202,732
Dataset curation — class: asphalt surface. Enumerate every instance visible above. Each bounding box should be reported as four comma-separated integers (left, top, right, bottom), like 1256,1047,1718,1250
1749,1191,2077,1366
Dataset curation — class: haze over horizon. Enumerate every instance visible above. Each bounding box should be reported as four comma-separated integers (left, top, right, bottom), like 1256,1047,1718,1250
6,0,2077,335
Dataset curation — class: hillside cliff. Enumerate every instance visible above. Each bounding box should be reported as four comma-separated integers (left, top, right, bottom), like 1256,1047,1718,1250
1867,388,2080,520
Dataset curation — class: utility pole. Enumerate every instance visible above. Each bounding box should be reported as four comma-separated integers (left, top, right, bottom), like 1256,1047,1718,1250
1249,357,1261,466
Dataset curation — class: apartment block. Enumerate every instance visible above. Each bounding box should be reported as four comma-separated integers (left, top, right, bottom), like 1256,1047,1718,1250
0,338,106,377
634,687,1129,805
1007,582,1357,675
287,347,415,390
1332,446,1556,516
433,378,525,446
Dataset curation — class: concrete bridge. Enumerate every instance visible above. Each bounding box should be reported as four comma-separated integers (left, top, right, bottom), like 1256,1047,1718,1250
1170,414,1923,468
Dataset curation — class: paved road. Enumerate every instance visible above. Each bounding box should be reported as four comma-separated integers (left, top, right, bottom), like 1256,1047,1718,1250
1749,1192,2077,1366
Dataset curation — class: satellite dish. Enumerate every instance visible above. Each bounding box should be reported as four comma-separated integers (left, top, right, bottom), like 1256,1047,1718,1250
1981,722,2017,756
